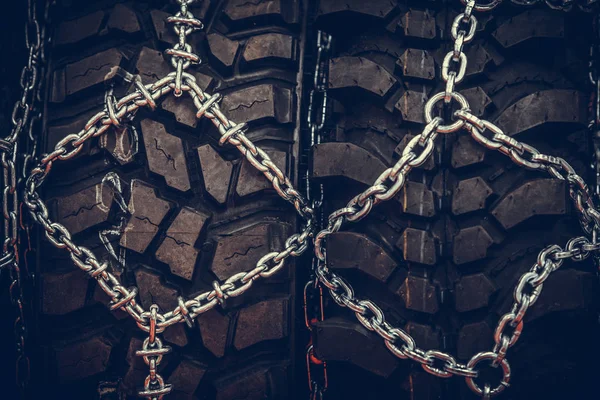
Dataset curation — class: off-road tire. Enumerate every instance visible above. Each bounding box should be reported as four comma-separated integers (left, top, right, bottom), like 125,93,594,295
35,1,305,399
310,1,599,399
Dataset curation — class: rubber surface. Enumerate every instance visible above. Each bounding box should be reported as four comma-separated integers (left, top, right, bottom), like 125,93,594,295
38,1,304,399
311,1,599,399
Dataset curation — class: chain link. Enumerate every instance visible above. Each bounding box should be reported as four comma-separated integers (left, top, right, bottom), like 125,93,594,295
1,0,53,393
304,279,328,399
303,29,333,400
313,0,600,397
136,304,172,400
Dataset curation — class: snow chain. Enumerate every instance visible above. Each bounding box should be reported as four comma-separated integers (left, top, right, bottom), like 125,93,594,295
1,0,54,395
0,0,598,399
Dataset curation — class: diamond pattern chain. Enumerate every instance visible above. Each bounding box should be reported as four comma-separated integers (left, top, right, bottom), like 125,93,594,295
21,0,314,398
312,0,600,398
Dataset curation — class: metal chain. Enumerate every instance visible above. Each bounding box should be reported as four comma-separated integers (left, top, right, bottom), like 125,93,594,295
136,304,172,400
20,0,314,397
0,0,53,394
312,0,600,397
303,29,333,400
304,279,328,400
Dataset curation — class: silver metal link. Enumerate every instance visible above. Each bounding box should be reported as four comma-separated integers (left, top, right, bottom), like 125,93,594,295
311,0,600,398
0,0,54,393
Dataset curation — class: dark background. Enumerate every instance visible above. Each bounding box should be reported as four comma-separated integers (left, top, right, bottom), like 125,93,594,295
0,1,33,398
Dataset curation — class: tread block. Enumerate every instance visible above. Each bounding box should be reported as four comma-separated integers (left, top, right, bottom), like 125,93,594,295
198,309,230,358
224,0,297,24
398,10,436,40
401,181,436,217
234,298,289,350
106,4,140,34
150,10,177,45
198,144,234,204
396,49,435,81
134,269,179,311
456,321,493,360
395,90,426,123
120,180,171,254
327,232,397,282
452,177,493,215
136,46,172,83
397,276,439,314
42,269,89,315
405,322,441,351
329,56,397,99
141,119,191,192
491,179,567,230
465,44,494,77
317,0,396,19
56,182,114,235
460,87,492,117
64,48,124,97
525,270,596,322
313,317,399,378
55,11,104,45
451,133,486,168
55,336,113,382
455,273,496,312
156,207,209,281
312,142,386,185
236,149,287,197
207,33,240,69
453,225,494,265
221,84,292,124
397,228,437,266
492,10,564,49
495,90,586,136
168,359,206,395
211,224,278,281
242,32,294,64
163,322,189,348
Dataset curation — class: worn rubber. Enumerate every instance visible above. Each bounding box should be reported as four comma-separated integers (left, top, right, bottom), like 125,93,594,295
311,1,599,399
37,1,304,399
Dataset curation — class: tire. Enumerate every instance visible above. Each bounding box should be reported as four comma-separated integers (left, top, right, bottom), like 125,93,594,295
36,1,305,399
311,1,599,399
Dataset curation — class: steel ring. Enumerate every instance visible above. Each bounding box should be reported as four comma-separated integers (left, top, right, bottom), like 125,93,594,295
465,351,511,397
424,91,470,134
